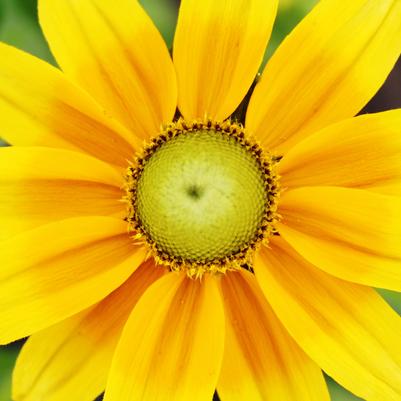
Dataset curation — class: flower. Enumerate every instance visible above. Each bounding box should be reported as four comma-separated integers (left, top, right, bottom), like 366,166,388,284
1,0,401,400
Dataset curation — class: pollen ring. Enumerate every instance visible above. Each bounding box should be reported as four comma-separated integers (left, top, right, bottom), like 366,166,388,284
125,119,280,277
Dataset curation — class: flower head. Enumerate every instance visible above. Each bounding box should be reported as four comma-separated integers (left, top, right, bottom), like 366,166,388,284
1,0,401,400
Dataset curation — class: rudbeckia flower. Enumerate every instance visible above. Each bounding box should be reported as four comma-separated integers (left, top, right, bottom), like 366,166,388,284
1,0,401,400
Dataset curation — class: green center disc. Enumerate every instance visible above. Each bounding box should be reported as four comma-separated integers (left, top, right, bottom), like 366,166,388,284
135,130,267,262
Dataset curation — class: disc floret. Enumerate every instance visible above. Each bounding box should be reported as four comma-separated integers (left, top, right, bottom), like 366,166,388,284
125,118,280,278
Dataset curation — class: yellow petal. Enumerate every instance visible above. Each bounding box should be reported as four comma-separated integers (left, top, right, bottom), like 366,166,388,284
0,217,146,344
217,270,330,401
173,0,277,120
104,274,225,401
12,260,165,401
247,0,401,153
0,42,137,167
370,181,401,197
255,238,401,400
0,147,125,241
279,110,401,193
39,0,177,139
279,186,401,291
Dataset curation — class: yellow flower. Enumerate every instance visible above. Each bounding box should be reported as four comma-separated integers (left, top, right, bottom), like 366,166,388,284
1,0,401,400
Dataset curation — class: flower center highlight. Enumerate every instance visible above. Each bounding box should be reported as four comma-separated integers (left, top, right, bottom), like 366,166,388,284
125,120,280,277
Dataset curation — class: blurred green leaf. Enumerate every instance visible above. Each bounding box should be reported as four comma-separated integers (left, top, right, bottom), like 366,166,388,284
0,1,4,27
264,0,318,65
379,289,401,315
12,0,37,17
327,376,363,401
0,345,19,401
0,0,53,62
140,0,177,48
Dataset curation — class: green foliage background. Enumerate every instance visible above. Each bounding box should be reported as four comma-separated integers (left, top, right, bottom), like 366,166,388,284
0,0,399,400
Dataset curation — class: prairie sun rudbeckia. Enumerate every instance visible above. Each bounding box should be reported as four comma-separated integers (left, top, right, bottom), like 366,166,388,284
1,0,401,400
